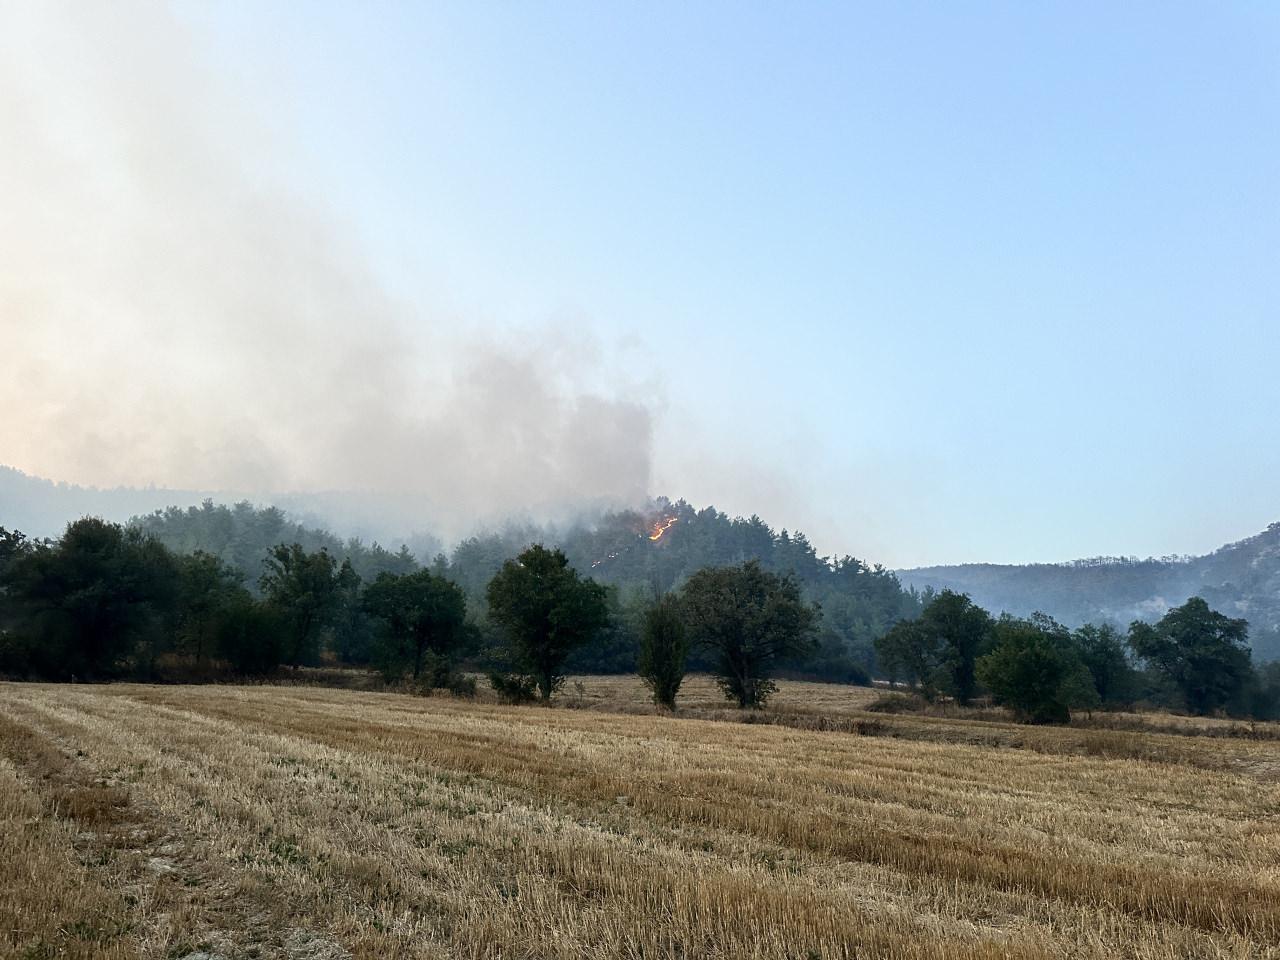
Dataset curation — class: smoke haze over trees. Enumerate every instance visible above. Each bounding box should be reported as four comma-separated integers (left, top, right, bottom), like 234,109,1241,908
900,524,1280,662
0,5,655,546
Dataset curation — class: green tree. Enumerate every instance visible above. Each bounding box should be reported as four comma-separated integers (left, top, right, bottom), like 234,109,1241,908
363,569,468,684
977,616,1080,723
1244,660,1280,721
486,545,610,701
638,593,690,710
4,518,179,679
1071,622,1137,706
1058,656,1102,717
681,560,818,708
215,597,286,675
1127,597,1252,715
259,544,348,666
919,590,992,705
0,528,38,648
330,558,371,665
175,551,247,666
874,618,940,696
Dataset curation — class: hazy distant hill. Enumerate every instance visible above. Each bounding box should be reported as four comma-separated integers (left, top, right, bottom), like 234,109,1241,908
900,524,1280,660
0,466,218,539
0,465,440,554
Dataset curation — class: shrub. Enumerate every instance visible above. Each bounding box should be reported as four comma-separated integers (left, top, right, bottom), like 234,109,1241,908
865,692,926,714
488,671,539,703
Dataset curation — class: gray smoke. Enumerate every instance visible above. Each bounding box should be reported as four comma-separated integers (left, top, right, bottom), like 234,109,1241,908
0,2,654,540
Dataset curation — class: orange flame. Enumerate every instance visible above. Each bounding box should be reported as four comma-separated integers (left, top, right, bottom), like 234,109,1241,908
648,516,679,541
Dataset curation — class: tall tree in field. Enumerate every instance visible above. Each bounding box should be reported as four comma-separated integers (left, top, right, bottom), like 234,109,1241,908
363,569,467,683
681,560,818,708
918,590,992,705
259,544,348,666
486,545,609,701
638,593,690,710
1127,597,1252,715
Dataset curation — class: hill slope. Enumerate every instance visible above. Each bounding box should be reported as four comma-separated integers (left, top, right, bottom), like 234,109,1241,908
900,523,1280,659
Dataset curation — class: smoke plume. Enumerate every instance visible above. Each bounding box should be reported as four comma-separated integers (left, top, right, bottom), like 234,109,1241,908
0,2,654,539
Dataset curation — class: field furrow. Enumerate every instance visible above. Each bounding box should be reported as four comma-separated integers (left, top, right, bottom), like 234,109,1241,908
2,680,1278,959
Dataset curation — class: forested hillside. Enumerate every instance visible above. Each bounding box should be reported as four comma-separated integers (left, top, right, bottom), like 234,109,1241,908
126,497,920,681
8,463,1276,662
901,523,1280,661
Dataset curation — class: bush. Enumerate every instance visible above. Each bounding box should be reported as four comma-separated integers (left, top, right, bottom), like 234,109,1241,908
487,671,539,703
865,692,926,714
782,629,872,685
445,673,478,698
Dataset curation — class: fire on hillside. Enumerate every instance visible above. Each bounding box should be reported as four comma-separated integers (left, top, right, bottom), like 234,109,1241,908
648,515,679,541
590,513,680,568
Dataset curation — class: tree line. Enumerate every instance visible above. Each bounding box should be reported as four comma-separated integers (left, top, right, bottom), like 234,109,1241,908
876,589,1280,722
131,498,921,683
0,519,815,710
4,515,1278,724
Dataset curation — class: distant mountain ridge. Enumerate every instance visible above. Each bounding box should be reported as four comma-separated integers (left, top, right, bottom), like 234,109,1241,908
899,523,1280,660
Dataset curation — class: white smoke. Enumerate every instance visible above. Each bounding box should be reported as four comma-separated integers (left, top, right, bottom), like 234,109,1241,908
0,1,655,540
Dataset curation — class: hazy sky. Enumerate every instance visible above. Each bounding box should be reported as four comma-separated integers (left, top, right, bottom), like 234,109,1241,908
3,2,1277,567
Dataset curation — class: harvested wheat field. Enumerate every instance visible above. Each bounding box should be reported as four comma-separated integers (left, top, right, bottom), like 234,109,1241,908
2,679,1279,960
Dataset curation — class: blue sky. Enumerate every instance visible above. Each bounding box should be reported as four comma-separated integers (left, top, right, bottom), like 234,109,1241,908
180,2,1280,564
6,3,1278,566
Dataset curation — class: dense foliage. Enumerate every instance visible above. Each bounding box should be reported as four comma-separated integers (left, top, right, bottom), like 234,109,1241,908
1127,598,1252,715
681,561,818,708
136,500,419,587
3,507,1279,724
901,522,1280,662
637,594,690,710
129,498,920,683
486,545,610,701
363,569,469,686
978,616,1099,723
874,589,992,702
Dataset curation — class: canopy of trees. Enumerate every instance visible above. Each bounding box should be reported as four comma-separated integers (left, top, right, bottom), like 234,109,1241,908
363,569,468,685
901,521,1280,663
978,615,1098,723
129,498,921,684
1127,597,1252,715
1,519,179,679
875,590,992,703
3,506,1279,725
